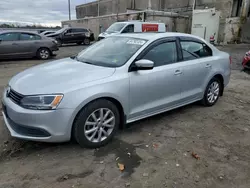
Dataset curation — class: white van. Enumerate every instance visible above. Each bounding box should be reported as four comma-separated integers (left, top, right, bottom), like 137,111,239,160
98,21,166,40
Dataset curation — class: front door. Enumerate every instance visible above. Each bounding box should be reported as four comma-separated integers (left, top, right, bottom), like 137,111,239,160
128,39,182,121
0,32,20,58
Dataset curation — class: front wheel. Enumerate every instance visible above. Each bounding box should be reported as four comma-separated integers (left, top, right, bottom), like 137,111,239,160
83,38,90,45
73,99,120,148
202,78,222,106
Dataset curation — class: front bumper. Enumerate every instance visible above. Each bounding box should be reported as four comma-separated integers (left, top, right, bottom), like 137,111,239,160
2,94,74,143
50,44,59,52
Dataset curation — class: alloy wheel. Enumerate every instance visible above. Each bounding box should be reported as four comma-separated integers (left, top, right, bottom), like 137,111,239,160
84,108,115,143
40,49,49,59
207,81,220,104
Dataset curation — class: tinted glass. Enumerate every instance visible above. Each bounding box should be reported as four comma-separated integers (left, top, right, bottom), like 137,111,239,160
73,28,88,32
143,42,177,67
122,25,134,33
76,37,147,67
20,33,41,40
181,41,212,60
54,28,66,34
0,33,19,41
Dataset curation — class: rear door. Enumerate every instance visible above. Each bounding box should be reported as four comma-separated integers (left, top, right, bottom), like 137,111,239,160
18,33,42,56
177,37,214,102
0,32,20,58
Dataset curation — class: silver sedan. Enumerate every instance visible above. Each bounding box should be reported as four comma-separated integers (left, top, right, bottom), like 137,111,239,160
1,32,231,148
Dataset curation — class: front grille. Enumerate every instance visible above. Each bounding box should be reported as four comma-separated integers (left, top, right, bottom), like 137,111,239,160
7,89,24,104
8,117,51,137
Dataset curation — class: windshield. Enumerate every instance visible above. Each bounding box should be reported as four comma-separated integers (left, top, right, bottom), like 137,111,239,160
76,37,147,67
54,28,66,34
106,23,126,33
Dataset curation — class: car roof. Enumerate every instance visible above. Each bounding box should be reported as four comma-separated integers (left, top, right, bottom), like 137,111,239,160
115,32,205,42
0,30,40,35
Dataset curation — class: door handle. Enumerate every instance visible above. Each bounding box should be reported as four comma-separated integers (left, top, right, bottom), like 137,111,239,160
205,64,212,68
174,70,182,75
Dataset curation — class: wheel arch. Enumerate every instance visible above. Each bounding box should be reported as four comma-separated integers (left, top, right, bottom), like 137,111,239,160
70,96,126,140
212,74,224,96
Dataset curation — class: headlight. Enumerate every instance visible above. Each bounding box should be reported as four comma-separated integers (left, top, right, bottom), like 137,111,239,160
20,95,63,110
85,33,90,37
52,40,58,44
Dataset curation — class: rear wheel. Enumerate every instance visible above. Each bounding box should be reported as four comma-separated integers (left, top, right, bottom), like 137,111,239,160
202,77,222,106
73,99,120,148
37,48,51,60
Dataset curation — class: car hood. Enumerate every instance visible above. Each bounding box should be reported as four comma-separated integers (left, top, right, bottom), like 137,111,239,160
9,58,115,95
99,32,119,38
46,33,59,37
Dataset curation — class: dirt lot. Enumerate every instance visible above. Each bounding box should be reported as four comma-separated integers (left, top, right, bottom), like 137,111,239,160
0,44,250,188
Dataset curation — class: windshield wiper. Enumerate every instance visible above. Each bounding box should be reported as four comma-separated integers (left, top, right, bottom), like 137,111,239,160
72,56,94,65
81,61,94,65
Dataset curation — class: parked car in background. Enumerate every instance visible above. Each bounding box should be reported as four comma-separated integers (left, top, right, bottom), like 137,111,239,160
242,50,250,69
2,33,231,148
98,21,166,40
40,30,56,36
0,30,58,60
47,27,94,46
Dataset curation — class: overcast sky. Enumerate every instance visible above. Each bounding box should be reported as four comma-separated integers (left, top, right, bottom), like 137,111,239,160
0,0,95,26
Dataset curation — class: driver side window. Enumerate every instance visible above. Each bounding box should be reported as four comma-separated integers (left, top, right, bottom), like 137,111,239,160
142,41,177,67
122,25,134,33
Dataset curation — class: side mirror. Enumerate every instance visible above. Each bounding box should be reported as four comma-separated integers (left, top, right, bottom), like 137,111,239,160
134,59,154,70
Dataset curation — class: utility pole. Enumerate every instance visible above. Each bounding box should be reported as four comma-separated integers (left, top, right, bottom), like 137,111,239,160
68,0,71,20
148,0,152,10
98,0,100,16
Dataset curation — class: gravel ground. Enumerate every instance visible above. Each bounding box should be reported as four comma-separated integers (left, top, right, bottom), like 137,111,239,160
0,44,250,188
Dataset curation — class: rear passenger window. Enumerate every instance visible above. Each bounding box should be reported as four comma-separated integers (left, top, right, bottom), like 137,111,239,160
20,33,41,40
142,41,177,67
181,41,212,61
74,28,88,33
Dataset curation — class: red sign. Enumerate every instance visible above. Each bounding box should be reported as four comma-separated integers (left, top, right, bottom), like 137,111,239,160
142,24,159,32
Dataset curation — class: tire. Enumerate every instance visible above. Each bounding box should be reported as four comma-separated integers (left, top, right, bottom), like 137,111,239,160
73,99,120,148
83,38,90,45
37,48,51,60
202,77,222,106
